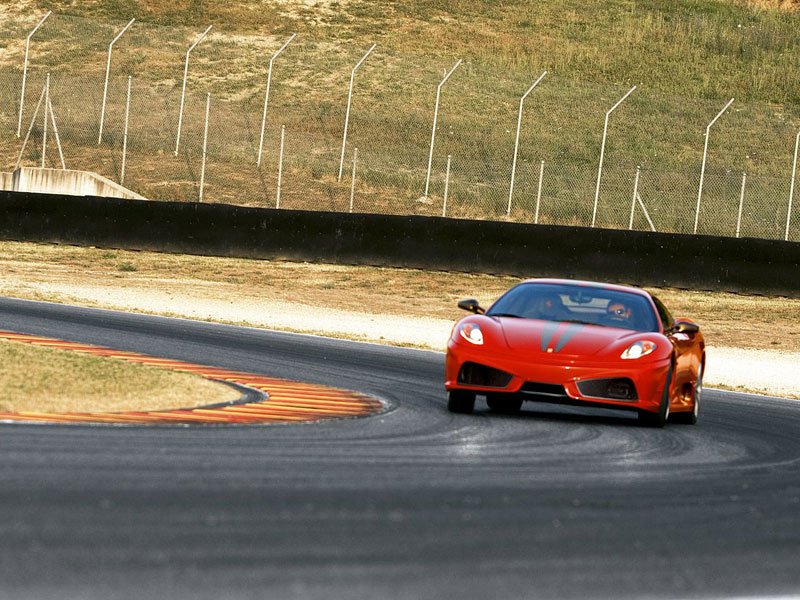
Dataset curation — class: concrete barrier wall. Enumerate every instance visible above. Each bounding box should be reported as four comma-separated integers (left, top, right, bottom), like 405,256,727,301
0,172,12,192
1,167,145,200
1,190,798,297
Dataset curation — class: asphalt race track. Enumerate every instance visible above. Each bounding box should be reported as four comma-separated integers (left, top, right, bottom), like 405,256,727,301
1,297,799,600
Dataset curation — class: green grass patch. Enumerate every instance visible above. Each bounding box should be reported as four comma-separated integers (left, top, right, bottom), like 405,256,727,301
0,337,240,413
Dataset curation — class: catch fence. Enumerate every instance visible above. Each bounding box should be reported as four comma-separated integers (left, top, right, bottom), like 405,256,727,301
1,11,799,241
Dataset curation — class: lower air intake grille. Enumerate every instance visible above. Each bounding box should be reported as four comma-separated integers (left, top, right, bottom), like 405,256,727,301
457,362,512,388
576,378,638,401
519,382,568,398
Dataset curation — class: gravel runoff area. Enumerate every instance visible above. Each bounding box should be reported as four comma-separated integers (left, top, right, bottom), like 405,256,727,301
13,281,800,400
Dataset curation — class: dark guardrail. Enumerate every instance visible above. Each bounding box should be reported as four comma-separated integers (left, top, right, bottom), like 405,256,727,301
1,190,798,297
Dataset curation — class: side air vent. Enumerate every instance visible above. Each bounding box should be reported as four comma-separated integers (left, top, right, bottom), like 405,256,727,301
457,362,512,388
576,378,638,401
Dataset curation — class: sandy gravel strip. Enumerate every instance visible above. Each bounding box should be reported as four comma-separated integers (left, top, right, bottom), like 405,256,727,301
4,281,798,400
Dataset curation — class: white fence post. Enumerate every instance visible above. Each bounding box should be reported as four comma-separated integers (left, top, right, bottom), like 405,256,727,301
786,131,800,242
338,43,376,182
15,86,46,170
47,95,65,170
174,25,212,156
17,10,51,138
736,172,746,238
121,76,132,184
629,166,641,230
442,154,452,217
507,70,547,216
41,73,49,168
276,124,285,208
592,85,636,228
534,160,545,225
424,59,462,198
257,33,296,167
694,97,734,234
199,92,211,202
349,147,358,213
98,18,135,145
636,193,656,232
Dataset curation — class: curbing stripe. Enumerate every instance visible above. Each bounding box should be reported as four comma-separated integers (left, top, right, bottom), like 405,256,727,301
0,330,383,425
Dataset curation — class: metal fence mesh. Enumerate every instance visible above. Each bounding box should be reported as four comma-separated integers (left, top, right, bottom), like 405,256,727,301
1,12,799,240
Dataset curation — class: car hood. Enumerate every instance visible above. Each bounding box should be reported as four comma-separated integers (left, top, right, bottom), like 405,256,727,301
494,317,642,358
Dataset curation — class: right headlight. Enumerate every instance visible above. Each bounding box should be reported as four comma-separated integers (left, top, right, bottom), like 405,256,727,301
621,340,657,360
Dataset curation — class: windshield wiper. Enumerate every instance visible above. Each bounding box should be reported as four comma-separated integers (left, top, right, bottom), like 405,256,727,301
488,312,522,318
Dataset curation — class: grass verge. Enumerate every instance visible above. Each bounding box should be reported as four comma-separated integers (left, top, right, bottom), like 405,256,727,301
0,1,798,237
0,336,240,414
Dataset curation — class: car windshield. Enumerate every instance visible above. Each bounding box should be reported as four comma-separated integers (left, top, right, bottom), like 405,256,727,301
486,282,659,332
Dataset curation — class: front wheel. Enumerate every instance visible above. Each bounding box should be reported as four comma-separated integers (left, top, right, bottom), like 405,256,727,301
672,366,702,425
447,390,476,414
638,399,669,428
486,394,523,415
639,361,673,428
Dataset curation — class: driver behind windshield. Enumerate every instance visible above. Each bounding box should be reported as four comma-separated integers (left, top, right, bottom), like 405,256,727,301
487,283,659,333
605,301,633,326
534,293,567,321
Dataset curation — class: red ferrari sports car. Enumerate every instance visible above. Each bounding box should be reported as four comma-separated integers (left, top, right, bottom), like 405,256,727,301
445,278,705,427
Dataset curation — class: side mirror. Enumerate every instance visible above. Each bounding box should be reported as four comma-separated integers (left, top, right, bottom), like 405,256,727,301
671,320,699,335
457,298,485,314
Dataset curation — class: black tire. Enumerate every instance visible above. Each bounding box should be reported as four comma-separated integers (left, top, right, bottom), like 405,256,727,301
486,394,523,415
639,361,673,428
447,390,476,414
672,365,702,425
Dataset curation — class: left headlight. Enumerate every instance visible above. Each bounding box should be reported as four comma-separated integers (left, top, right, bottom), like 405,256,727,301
459,323,484,345
621,340,657,359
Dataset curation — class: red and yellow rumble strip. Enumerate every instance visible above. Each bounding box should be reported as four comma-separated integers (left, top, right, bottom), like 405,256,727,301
0,330,383,425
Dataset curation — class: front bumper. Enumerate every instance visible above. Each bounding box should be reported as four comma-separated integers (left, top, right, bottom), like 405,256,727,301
445,340,670,413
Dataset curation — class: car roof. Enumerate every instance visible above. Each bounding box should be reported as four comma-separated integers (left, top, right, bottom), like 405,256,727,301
518,278,653,299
